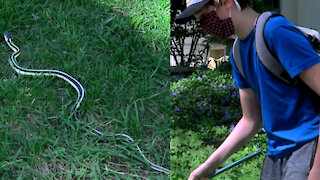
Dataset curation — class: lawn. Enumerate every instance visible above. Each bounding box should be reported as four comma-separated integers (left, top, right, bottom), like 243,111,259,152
0,0,170,179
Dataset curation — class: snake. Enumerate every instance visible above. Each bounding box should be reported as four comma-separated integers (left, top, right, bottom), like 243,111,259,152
4,32,170,175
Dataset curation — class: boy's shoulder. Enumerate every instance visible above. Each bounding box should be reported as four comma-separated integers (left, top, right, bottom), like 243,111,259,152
263,15,295,37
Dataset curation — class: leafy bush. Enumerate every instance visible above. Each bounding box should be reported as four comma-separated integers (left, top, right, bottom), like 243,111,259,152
170,127,267,180
170,127,217,180
170,63,242,130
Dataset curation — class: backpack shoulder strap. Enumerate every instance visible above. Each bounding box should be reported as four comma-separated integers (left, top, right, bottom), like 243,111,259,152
232,12,308,84
231,11,292,82
256,12,320,112
255,11,292,84
232,37,245,79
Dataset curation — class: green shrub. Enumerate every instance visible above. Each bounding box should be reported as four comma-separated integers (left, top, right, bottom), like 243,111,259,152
170,63,268,180
170,128,217,180
170,127,267,180
170,63,242,130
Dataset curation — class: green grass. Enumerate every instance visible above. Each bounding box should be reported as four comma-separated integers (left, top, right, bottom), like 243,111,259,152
0,0,170,179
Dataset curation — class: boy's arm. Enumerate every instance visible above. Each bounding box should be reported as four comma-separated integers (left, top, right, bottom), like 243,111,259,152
299,62,320,180
299,63,320,95
188,88,262,180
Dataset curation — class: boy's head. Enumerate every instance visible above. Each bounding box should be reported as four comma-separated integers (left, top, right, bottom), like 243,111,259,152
175,0,252,24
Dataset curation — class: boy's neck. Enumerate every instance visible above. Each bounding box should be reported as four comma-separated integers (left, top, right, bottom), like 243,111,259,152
233,8,260,40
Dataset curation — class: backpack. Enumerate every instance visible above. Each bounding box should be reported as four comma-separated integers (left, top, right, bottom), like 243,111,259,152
232,11,320,113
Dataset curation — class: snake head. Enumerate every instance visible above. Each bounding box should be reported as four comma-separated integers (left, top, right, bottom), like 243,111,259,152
4,32,11,41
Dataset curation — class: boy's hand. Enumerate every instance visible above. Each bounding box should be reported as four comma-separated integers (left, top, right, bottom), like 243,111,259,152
188,163,214,180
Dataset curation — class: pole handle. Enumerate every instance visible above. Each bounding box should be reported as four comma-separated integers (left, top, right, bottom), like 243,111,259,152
207,150,262,178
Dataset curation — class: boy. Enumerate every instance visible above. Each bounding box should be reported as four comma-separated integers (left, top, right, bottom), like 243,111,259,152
175,0,320,179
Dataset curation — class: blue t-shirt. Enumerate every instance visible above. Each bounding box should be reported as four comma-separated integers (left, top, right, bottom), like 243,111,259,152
230,16,320,157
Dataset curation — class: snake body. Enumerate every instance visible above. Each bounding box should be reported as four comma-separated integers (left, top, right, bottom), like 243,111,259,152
4,32,169,175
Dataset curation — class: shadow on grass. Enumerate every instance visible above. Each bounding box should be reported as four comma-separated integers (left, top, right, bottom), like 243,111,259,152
0,0,169,179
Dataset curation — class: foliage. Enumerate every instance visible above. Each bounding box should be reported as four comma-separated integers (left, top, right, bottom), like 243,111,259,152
170,21,210,67
170,63,268,179
170,0,210,67
252,0,279,13
170,63,242,130
214,131,267,180
170,128,217,180
170,127,267,180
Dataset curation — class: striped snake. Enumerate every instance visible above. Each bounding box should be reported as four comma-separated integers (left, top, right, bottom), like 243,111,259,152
4,32,169,175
